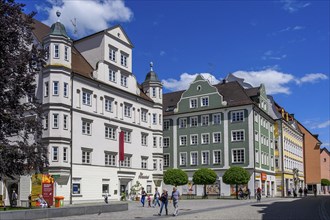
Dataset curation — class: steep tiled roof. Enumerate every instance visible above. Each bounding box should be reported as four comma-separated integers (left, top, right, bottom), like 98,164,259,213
31,19,50,42
245,87,260,97
71,46,93,78
163,81,254,116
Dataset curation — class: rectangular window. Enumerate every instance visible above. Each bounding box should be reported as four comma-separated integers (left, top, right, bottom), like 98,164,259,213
141,134,148,146
213,113,221,124
201,97,209,107
53,114,59,128
44,115,48,130
163,120,170,130
141,158,148,169
152,88,156,97
153,159,157,170
179,136,187,146
179,118,187,128
159,114,162,125
152,113,157,124
275,158,279,168
202,151,209,165
82,151,91,164
231,130,245,141
121,75,127,87
63,147,68,162
190,98,197,108
163,137,170,148
102,184,109,194
54,44,59,58
52,146,58,161
159,137,162,148
119,156,131,167
109,69,116,82
213,132,221,143
53,81,59,96
201,133,209,144
72,183,80,194
82,91,92,106
190,117,198,127
105,126,116,139
121,54,127,66
153,137,157,148
105,99,113,112
213,150,221,164
63,82,69,97
202,115,209,126
44,82,49,97
141,110,147,122
190,152,198,165
124,131,131,143
255,150,259,163
64,46,69,61
180,152,187,166
124,104,131,117
82,121,91,135
190,134,198,145
231,111,244,122
105,154,116,166
164,154,170,167
232,149,245,163
109,48,116,61
63,114,68,130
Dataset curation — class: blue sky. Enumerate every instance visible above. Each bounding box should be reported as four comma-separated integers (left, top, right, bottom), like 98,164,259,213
19,0,329,149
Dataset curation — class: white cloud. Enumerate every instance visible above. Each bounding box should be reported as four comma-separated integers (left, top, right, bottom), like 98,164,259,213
262,50,287,60
281,0,310,13
315,120,330,129
296,73,328,84
160,51,166,56
39,0,133,38
322,143,330,147
162,73,220,92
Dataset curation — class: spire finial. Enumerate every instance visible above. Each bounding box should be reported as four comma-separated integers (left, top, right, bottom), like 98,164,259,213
56,10,61,22
150,62,153,71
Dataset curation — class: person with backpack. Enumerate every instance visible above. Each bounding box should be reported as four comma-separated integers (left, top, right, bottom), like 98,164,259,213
141,187,147,207
158,189,168,216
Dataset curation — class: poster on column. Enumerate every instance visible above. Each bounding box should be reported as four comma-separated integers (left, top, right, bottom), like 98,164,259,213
31,174,54,207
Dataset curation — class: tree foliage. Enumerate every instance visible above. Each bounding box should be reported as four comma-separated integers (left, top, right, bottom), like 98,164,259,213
193,168,217,197
223,167,251,199
163,169,188,187
0,0,47,178
321,179,330,186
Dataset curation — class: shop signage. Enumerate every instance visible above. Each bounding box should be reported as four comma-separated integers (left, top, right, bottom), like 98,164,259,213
261,172,267,181
138,172,149,179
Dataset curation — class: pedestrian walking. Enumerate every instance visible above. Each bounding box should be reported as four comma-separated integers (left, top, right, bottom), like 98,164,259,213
304,187,308,197
313,188,317,197
147,194,151,207
171,187,180,216
104,190,109,204
247,188,251,199
256,187,261,202
298,187,303,197
158,189,168,216
11,190,18,207
153,187,160,207
141,187,147,207
293,188,297,198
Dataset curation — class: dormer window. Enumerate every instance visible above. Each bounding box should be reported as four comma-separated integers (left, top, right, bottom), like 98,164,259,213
201,97,209,107
190,98,197,108
54,44,59,58
109,47,117,62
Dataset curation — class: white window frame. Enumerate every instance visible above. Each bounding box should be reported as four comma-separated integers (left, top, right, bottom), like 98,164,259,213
120,156,131,167
163,154,170,167
63,114,68,130
152,87,156,97
179,135,187,146
201,133,210,144
121,74,128,87
124,131,131,143
53,114,59,128
141,110,148,122
105,153,116,166
190,98,197,108
232,149,245,163
105,126,116,139
163,137,170,148
179,118,187,128
201,96,209,107
163,120,170,130
82,150,91,164
190,116,198,127
231,130,245,142
179,152,187,166
152,113,157,124
141,157,148,169
213,150,221,164
63,147,68,162
190,151,198,166
153,137,157,148
190,134,198,145
64,46,69,61
82,91,92,106
231,110,244,122
82,121,91,135
255,150,259,163
213,113,221,125
53,81,59,96
201,151,210,165
153,159,157,170
63,82,69,97
54,44,59,58
121,53,128,67
52,146,58,161
141,133,148,146
201,115,209,126
124,104,131,117
105,98,113,112
109,47,117,62
109,69,116,82
44,82,49,97
213,132,221,143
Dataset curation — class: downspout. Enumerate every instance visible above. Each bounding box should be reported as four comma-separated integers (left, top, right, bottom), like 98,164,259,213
280,121,285,197
253,107,256,197
69,73,74,204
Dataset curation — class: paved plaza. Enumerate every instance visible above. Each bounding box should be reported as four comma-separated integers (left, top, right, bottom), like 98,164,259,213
46,196,330,220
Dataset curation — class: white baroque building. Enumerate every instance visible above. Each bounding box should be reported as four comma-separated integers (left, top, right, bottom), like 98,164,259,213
1,16,163,205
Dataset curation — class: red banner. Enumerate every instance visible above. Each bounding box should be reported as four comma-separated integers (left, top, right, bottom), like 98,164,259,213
119,131,124,161
42,183,54,206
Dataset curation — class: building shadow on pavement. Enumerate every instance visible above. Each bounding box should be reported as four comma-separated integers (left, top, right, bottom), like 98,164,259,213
253,197,329,220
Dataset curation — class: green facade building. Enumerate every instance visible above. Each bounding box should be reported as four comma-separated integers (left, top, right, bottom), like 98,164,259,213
163,75,276,197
